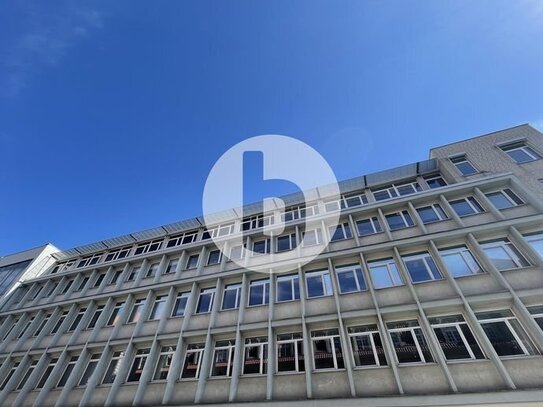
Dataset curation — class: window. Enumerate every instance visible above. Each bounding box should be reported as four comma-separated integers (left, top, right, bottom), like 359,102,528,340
1,361,20,390
336,264,367,294
146,263,159,278
241,214,274,231
450,155,478,176
34,314,51,336
57,356,78,387
18,360,38,390
480,239,529,270
528,306,543,331
107,302,125,326
485,189,523,210
385,210,415,230
165,258,178,274
102,351,125,384
276,274,300,302
134,239,162,255
476,310,536,356
79,353,100,386
182,344,204,379
149,295,168,320
348,325,387,367
167,231,198,248
207,249,222,265
449,196,485,217
172,292,190,317
525,232,543,258
368,259,403,289
93,273,106,288
311,329,344,370
329,222,352,241
109,270,123,285
126,266,140,282
356,217,382,236
202,223,235,239
77,253,102,268
248,279,270,307
439,246,483,277
61,279,73,294
277,333,304,372
373,181,422,201
387,320,434,364
252,239,270,255
277,233,297,252
500,141,541,163
43,282,58,297
87,305,104,329
186,254,199,269
196,288,215,314
104,247,131,263
30,285,43,300
429,315,484,360
3,317,19,340
325,193,368,212
302,229,322,247
243,337,268,375
402,253,442,283
282,204,319,222
211,340,235,376
424,174,447,189
50,311,68,334
306,269,333,298
229,245,245,261
127,299,146,323
222,283,242,310
17,316,34,339
36,358,58,389
68,308,87,332
153,346,176,380
127,348,150,382
416,204,448,224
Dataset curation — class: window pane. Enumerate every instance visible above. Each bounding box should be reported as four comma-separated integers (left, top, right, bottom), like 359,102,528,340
307,275,324,297
481,321,525,356
277,342,296,372
390,331,421,363
172,296,188,317
486,192,514,210
404,258,432,283
351,335,376,366
313,339,335,369
338,270,358,293
483,246,517,270
434,326,471,360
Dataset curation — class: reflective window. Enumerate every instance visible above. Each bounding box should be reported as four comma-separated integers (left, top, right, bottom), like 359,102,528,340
336,264,367,293
356,216,382,236
196,288,215,314
276,274,300,302
368,259,403,289
127,348,150,382
102,351,125,384
153,346,176,380
429,315,484,360
311,329,344,370
449,197,484,217
450,155,478,176
500,141,541,163
387,320,433,364
305,269,333,298
172,292,190,317
149,295,168,320
385,210,415,230
439,246,483,277
248,279,269,307
480,239,529,270
57,356,78,387
402,253,442,283
329,222,352,241
79,354,100,386
416,204,448,224
127,299,146,323
525,232,543,258
485,189,523,210
222,283,242,310
186,254,200,269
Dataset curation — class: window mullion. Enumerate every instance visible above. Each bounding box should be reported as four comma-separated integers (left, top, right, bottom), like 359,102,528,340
411,328,426,363
504,319,529,355
455,323,476,360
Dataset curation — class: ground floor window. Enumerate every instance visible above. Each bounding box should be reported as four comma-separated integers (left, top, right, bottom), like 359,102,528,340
348,325,387,366
387,320,434,364
243,337,268,375
277,333,304,372
311,329,344,370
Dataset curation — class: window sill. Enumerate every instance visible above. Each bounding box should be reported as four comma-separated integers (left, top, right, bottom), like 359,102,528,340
312,368,346,373
457,212,486,218
497,265,533,273
445,358,487,365
397,362,437,367
306,294,333,300
358,231,385,238
499,354,541,361
353,364,388,370
274,370,305,376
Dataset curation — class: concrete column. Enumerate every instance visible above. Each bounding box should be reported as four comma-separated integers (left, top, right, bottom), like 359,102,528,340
377,208,393,240
55,348,90,407
153,255,168,284
104,341,135,407
508,226,543,268
266,269,275,400
347,214,360,247
407,201,428,235
474,187,505,220
12,352,50,407
133,338,161,406
174,250,188,279
297,264,312,399
79,346,114,407
32,349,70,407
438,194,464,227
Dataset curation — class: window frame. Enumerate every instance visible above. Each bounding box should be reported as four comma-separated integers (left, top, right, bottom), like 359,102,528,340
335,264,367,294
439,245,483,277
416,203,448,224
347,325,387,367
248,279,270,307
276,332,305,373
480,239,529,270
276,274,301,303
305,269,333,298
485,188,524,210
196,288,215,314
428,315,485,361
355,216,383,236
221,283,242,310
387,320,434,364
402,252,443,283
384,210,415,231
450,155,478,176
500,141,541,163
368,258,403,289
181,344,205,379
310,329,345,371
243,337,268,375
449,196,485,217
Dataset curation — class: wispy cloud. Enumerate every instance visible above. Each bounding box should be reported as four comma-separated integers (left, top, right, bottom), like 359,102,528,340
1,2,103,97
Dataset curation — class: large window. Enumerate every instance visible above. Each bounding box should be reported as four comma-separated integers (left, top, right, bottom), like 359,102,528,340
182,344,204,379
18,360,38,390
125,266,140,282
301,229,323,247
449,196,484,217
222,283,242,310
34,314,51,336
439,246,483,277
385,210,415,230
79,353,100,386
311,329,344,370
429,315,484,360
127,348,150,382
127,299,146,323
196,288,215,314
325,193,368,212
424,174,447,189
243,337,268,375
186,254,200,269
252,239,270,255
387,320,434,364
500,141,541,163
277,333,304,372
368,259,403,289
277,233,297,252
416,204,448,224
57,356,78,387
87,305,104,329
450,155,478,176
50,311,68,334
149,295,168,320
485,189,523,210
480,239,529,270
211,340,235,376
229,245,245,261
476,310,536,356
356,216,382,236
402,253,442,283
153,345,176,380
528,306,543,331
145,263,160,278
106,302,125,326
373,181,422,201
282,204,319,222
305,269,333,298
207,250,222,266
524,232,543,258
134,240,162,255
164,258,179,274
348,325,387,367
248,279,269,307
37,357,58,388
102,351,125,384
172,292,190,317
276,274,300,302
336,264,367,293
92,273,105,288
68,308,86,332
329,222,353,241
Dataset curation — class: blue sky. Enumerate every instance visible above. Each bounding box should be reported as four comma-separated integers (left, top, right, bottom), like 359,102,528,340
1,1,543,255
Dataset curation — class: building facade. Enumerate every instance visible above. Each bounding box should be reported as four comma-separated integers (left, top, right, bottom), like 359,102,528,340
1,124,543,406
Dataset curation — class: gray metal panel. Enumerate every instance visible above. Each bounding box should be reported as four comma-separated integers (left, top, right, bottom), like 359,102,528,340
202,209,238,225
337,175,367,194
418,158,438,174
131,227,167,241
76,242,108,255
162,218,202,234
101,235,137,248
366,163,418,187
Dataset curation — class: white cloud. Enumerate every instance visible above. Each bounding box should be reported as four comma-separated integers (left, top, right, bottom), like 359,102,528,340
1,3,103,97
